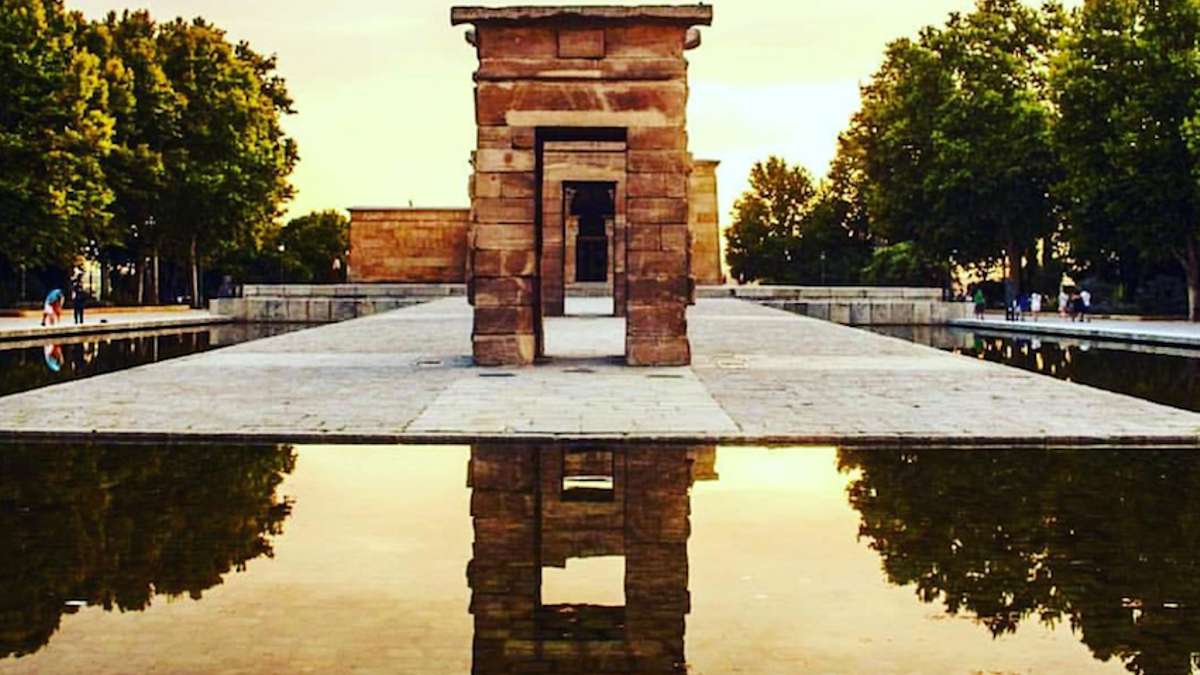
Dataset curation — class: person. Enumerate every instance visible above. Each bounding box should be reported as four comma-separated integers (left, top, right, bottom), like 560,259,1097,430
42,344,64,372
1030,291,1042,321
1058,289,1070,318
1004,282,1016,322
1018,294,1031,322
1080,288,1092,323
973,288,986,319
1069,291,1082,322
41,289,64,327
71,277,87,325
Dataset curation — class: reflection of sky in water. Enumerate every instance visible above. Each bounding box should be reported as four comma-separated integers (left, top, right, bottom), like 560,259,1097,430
4,444,1196,675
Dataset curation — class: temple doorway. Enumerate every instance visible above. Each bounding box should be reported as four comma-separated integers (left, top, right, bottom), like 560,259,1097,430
566,182,615,284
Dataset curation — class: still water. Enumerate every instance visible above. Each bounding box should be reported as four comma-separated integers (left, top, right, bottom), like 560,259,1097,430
1,442,1197,674
873,325,1200,413
0,324,312,398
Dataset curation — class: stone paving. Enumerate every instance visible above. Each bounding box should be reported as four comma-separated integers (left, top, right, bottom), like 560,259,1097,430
0,297,1198,446
952,314,1200,348
0,310,229,341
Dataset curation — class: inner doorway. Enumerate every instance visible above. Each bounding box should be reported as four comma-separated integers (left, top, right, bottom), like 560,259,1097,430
566,182,614,284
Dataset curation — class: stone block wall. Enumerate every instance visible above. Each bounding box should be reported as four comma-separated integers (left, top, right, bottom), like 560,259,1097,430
454,5,713,366
689,159,723,285
348,208,469,283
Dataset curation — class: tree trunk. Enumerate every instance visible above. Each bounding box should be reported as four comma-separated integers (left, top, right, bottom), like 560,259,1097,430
1186,238,1200,322
151,249,160,305
135,255,145,305
189,236,200,309
1007,238,1022,297
99,257,108,303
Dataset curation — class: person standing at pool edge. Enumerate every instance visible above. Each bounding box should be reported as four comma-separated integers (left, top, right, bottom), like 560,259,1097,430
973,288,986,319
1080,288,1092,322
71,277,86,325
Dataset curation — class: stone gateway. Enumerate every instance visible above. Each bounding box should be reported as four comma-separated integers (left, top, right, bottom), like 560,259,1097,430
453,5,715,366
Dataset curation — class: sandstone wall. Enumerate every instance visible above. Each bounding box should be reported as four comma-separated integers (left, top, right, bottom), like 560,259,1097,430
689,159,723,285
455,6,713,366
348,208,469,283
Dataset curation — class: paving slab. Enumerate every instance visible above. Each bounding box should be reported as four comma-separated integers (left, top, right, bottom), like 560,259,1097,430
0,310,230,342
0,298,1198,446
951,315,1200,348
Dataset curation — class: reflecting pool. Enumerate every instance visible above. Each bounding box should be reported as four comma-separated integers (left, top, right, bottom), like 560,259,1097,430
1,443,1198,674
0,324,313,398
873,325,1200,413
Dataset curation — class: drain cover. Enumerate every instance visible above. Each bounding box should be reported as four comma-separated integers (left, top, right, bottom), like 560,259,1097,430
564,367,596,374
647,374,685,380
479,372,516,379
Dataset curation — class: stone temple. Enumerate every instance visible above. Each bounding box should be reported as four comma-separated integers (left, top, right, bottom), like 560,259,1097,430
348,5,718,367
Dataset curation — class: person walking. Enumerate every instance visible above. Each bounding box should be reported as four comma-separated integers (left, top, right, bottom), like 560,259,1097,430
1030,291,1042,321
1058,289,1070,318
71,277,87,325
40,289,64,327
1080,288,1092,323
973,288,986,319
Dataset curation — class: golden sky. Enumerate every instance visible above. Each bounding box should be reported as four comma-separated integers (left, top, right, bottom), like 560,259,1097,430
69,0,1081,225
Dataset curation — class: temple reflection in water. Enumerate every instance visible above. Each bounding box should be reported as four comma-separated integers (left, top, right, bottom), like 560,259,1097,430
467,444,716,674
3,441,1200,674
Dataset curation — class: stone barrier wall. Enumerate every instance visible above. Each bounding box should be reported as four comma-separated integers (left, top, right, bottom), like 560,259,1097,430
348,208,470,283
210,283,970,326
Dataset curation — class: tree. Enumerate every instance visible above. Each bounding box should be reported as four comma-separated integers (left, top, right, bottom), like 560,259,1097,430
725,156,870,284
156,18,298,306
275,209,350,283
842,0,1062,291
1053,0,1200,321
79,10,182,304
0,0,115,280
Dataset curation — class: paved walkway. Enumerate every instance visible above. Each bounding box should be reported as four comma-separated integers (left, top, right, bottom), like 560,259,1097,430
951,315,1200,348
0,298,1198,446
0,310,230,342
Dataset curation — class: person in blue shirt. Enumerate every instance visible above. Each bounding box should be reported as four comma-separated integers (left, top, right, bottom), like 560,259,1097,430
41,289,64,327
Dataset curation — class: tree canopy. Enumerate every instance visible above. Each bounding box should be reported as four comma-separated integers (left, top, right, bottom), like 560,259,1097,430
0,1,300,307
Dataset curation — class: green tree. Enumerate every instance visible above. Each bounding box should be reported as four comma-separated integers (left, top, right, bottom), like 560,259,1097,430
0,0,115,278
1053,0,1200,320
79,10,183,304
156,18,298,306
842,0,1062,291
725,157,870,285
726,157,816,284
276,209,350,283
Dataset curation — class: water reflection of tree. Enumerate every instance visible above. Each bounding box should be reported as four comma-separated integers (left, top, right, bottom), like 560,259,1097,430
0,442,296,659
838,448,1200,675
955,337,1200,413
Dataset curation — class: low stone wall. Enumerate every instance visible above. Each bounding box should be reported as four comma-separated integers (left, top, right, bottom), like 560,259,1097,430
210,284,465,323
762,299,972,326
699,285,945,301
211,283,969,326
698,285,969,326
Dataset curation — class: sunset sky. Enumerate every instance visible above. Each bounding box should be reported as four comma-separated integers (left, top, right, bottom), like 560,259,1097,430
68,0,1080,226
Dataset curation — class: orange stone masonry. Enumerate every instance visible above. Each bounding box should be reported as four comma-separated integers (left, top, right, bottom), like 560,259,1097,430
454,4,714,366
348,208,469,283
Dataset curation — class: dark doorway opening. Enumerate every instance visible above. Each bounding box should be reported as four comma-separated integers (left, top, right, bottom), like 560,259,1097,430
566,182,615,284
